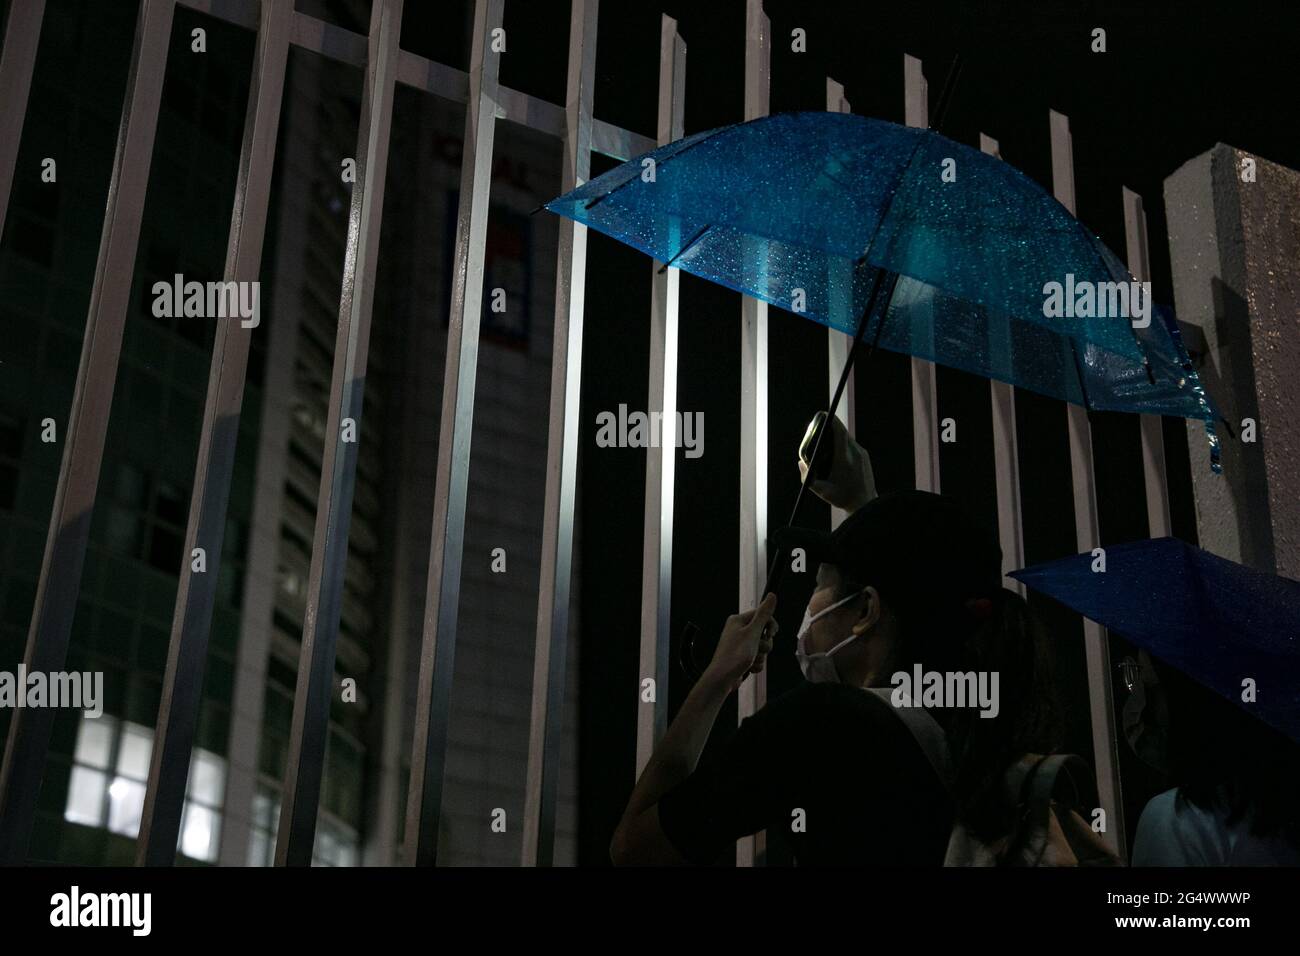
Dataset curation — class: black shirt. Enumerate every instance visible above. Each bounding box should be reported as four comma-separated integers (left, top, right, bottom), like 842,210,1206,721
657,681,954,865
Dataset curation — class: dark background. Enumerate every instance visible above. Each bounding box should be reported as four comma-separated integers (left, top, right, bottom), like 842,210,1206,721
520,0,1300,864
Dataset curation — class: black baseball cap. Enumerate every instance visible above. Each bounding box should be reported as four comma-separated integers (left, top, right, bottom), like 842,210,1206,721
773,490,1004,622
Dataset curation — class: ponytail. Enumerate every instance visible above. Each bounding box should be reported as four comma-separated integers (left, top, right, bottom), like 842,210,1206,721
946,588,1063,840
885,586,1063,842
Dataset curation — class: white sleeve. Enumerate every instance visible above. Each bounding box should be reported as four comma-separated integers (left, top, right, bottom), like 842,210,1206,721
1131,788,1227,866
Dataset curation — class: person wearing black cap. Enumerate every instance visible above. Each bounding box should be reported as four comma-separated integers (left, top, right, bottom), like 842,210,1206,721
610,418,1062,866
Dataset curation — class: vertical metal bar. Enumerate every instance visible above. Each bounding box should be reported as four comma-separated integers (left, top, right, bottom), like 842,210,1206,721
0,0,45,242
825,77,854,530
1123,187,1172,539
903,55,939,492
980,133,1026,594
274,0,405,867
369,115,444,867
633,15,684,779
521,0,599,868
218,75,312,867
403,0,503,868
0,0,176,865
1050,109,1126,858
136,0,293,867
370,412,414,864
736,0,769,869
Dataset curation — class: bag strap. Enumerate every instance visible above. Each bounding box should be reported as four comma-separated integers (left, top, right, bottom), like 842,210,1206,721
1032,753,1094,812
864,687,955,790
1005,753,1094,864
863,688,1105,865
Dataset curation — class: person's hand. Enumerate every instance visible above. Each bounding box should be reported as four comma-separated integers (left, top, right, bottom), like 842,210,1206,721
704,593,778,691
798,413,876,512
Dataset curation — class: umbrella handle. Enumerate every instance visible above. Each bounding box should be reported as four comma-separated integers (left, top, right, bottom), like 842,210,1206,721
680,272,902,676
758,269,899,645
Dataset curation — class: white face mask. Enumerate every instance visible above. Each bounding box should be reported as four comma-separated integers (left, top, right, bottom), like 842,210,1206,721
795,589,866,684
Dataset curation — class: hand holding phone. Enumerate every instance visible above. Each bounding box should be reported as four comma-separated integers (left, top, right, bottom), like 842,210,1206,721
797,411,877,512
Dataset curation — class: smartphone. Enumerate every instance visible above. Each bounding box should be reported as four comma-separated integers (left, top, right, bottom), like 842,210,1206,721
799,411,835,481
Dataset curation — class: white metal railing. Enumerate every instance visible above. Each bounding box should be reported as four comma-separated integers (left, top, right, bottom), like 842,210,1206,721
634,13,684,785
521,0,598,869
1050,109,1127,858
735,0,771,869
0,0,1186,867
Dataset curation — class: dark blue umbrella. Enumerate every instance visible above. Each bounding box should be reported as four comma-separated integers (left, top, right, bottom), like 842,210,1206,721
1010,537,1300,744
543,110,1221,469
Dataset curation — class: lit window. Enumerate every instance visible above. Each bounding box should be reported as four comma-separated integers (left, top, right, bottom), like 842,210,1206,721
73,715,114,770
189,749,226,805
335,840,358,868
65,767,107,827
248,784,279,866
106,776,146,837
247,781,360,867
180,802,220,860
117,723,152,779
62,714,227,862
248,829,270,867
313,815,360,867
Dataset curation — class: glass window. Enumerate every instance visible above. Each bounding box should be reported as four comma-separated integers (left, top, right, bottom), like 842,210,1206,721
335,841,358,868
294,0,372,35
62,713,227,863
0,414,21,510
154,480,188,527
248,782,280,867
180,802,220,861
116,722,153,779
252,788,274,830
188,749,225,806
73,714,115,770
147,522,183,573
65,766,107,827
248,827,271,867
103,505,142,558
106,776,146,837
316,826,337,865
114,462,147,507
311,815,359,867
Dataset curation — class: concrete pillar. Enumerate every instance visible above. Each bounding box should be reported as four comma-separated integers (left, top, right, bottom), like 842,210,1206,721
1164,144,1300,577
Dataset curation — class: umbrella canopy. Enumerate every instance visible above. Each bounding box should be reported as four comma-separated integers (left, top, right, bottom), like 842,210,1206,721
1010,537,1300,744
545,111,1220,465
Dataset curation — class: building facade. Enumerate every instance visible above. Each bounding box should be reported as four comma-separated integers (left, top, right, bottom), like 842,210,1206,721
0,0,578,866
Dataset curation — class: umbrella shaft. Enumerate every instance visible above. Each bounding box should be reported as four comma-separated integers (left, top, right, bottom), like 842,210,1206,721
762,269,899,604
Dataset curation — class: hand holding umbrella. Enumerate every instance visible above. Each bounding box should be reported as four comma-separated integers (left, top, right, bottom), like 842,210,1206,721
797,412,877,514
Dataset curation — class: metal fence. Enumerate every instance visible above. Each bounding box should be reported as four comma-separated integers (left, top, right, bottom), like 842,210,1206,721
0,0,1177,865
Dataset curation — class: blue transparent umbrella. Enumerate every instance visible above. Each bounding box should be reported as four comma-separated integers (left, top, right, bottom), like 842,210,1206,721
542,108,1224,676
1011,538,1300,744
543,111,1220,468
